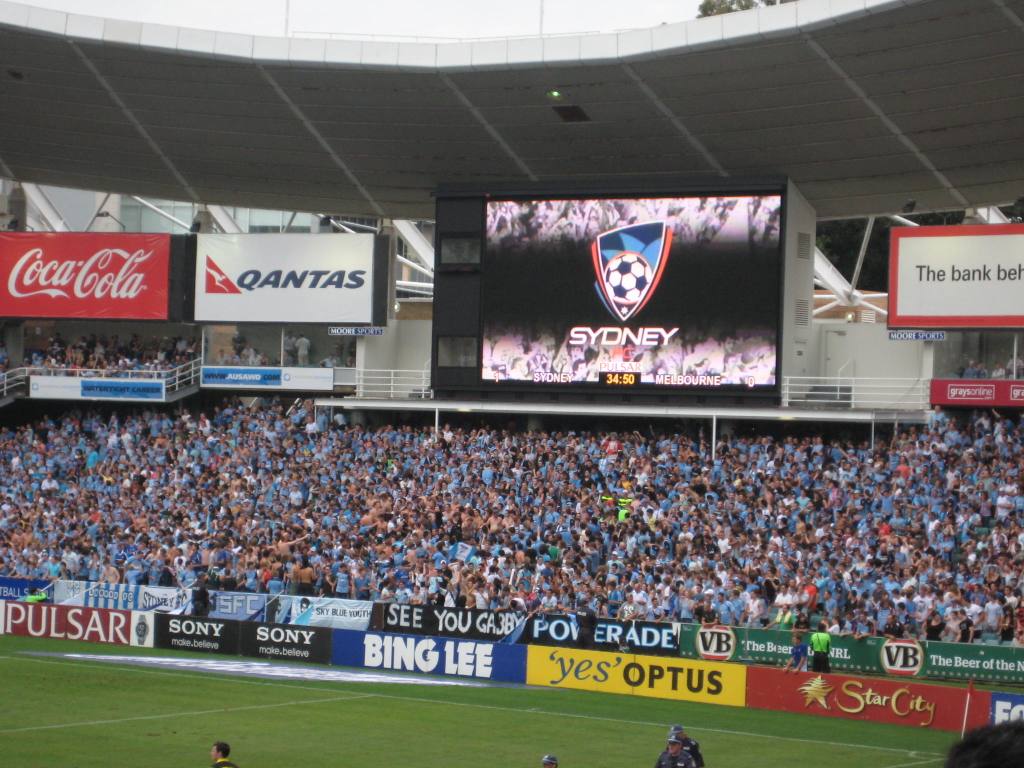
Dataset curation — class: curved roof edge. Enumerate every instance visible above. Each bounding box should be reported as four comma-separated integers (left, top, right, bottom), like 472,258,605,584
0,0,922,70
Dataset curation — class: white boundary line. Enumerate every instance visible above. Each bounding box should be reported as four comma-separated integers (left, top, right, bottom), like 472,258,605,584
880,758,944,768
3,654,944,757
0,694,373,733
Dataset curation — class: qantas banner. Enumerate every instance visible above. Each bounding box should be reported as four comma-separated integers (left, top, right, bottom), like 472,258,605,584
746,666,990,732
930,379,1024,408
194,233,374,323
0,233,170,319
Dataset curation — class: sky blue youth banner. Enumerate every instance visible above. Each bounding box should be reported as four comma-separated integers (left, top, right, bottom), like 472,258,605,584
331,628,526,683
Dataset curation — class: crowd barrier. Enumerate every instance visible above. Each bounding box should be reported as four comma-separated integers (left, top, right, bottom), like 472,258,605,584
5,599,1024,731
0,577,49,600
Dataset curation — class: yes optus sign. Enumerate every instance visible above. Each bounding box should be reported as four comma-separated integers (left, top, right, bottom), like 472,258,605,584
0,233,170,319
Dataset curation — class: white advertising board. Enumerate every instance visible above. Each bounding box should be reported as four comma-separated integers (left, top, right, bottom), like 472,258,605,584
890,224,1024,328
29,375,166,401
195,233,375,323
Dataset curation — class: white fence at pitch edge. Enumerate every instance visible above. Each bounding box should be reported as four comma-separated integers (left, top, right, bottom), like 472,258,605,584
783,377,929,410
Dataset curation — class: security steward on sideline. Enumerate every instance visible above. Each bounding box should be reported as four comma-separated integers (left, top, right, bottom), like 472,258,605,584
655,733,696,768
810,621,832,673
668,724,705,768
211,741,238,768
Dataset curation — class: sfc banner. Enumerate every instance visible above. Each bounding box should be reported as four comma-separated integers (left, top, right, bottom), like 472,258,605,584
526,645,745,707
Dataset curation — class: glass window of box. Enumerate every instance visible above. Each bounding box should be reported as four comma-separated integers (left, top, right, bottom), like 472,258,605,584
282,326,356,368
934,331,1022,379
203,325,281,366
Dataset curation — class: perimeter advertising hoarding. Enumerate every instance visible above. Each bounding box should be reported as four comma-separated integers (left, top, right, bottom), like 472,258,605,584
194,233,375,323
0,577,49,600
332,628,526,683
154,614,241,655
524,614,680,656
0,233,170,319
199,366,334,391
370,603,524,642
930,379,1024,408
746,667,990,732
890,224,1024,328
1,602,133,646
526,645,746,707
238,621,331,664
481,194,782,395
29,375,166,402
992,692,1024,724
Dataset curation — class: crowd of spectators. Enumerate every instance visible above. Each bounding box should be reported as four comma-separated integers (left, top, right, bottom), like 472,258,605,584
20,333,198,375
959,358,1023,379
0,400,1022,646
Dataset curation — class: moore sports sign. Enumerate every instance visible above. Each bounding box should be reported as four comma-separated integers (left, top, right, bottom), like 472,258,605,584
525,645,746,707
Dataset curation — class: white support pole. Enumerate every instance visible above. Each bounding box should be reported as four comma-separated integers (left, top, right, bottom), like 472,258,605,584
20,183,70,231
888,215,918,227
850,216,875,291
710,415,717,460
131,196,191,230
396,254,435,280
206,204,244,234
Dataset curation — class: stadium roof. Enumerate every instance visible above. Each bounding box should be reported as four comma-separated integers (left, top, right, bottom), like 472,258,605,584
0,0,1022,220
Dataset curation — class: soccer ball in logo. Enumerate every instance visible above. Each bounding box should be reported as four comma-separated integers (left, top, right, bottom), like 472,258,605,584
603,252,653,308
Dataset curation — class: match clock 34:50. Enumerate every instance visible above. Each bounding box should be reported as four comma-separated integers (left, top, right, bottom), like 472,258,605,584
603,372,640,386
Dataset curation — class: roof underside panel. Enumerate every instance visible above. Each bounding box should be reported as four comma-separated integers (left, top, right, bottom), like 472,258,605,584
0,0,1020,220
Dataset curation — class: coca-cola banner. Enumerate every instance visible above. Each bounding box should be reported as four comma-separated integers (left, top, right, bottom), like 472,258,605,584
0,233,170,319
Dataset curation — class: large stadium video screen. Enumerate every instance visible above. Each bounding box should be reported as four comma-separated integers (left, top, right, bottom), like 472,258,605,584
481,194,782,393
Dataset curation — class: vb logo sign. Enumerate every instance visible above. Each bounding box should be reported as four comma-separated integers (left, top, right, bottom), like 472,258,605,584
695,624,736,661
880,638,924,676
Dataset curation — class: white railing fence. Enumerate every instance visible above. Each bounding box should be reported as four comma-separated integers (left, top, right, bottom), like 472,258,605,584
783,377,929,410
166,358,201,394
355,368,431,399
0,367,28,398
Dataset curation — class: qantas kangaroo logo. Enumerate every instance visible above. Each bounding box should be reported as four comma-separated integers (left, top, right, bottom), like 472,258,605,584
204,256,241,294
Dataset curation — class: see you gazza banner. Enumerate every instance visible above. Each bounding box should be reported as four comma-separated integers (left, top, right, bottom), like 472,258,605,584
370,603,525,641
0,233,170,319
194,233,375,323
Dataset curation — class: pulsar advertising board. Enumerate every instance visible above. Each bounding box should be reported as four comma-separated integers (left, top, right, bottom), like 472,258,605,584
2,602,133,646
238,621,331,664
890,224,1024,328
154,614,241,655
332,628,526,683
0,233,170,319
194,233,375,323
526,645,745,707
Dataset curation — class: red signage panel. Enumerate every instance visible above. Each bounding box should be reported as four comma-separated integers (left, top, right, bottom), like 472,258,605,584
930,379,1024,408
0,233,170,319
2,602,132,645
746,666,990,732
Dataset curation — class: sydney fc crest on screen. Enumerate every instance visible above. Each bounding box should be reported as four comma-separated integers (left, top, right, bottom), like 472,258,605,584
592,222,671,321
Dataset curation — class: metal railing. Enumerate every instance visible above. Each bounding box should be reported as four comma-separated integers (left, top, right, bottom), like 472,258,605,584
165,358,201,394
0,367,28,399
355,368,431,399
783,376,929,410
19,358,200,380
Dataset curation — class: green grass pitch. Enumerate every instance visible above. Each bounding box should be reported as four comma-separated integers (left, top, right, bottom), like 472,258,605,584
0,635,955,767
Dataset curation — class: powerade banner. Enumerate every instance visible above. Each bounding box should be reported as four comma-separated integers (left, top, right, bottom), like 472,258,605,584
194,233,375,323
0,232,170,319
238,621,331,664
154,614,241,655
746,666,990,732
0,577,49,600
526,645,746,707
371,604,524,641
200,366,334,392
55,580,191,613
992,692,1024,724
29,376,166,402
332,628,527,683
289,597,372,630
210,591,267,622
525,614,680,656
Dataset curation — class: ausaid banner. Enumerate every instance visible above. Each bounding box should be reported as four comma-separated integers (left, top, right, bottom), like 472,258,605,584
55,580,191,613
332,628,526,683
370,603,524,641
746,666,990,732
1,602,134,645
194,233,374,323
0,233,170,319
0,576,49,600
524,614,680,656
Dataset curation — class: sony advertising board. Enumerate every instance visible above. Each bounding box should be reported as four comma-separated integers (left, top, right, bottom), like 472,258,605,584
371,603,524,641
746,666,990,732
29,375,166,402
0,233,170,319
890,224,1024,328
238,621,331,665
332,628,526,683
194,233,375,323
481,194,782,394
524,614,679,656
526,645,745,707
154,613,241,655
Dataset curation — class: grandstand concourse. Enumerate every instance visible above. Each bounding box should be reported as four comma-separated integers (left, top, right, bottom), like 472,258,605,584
1,1,1024,767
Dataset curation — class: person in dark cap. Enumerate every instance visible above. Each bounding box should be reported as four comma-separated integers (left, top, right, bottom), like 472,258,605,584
541,755,558,767
655,732,695,768
668,724,704,767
